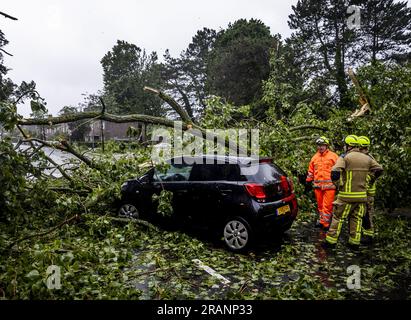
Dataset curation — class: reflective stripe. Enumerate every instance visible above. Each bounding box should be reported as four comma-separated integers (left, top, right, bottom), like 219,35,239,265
353,204,365,243
340,191,367,195
366,176,377,194
339,191,367,198
326,235,338,244
349,204,365,245
363,229,374,237
328,203,351,245
349,238,360,245
314,179,333,183
345,171,353,193
350,203,363,246
345,171,349,192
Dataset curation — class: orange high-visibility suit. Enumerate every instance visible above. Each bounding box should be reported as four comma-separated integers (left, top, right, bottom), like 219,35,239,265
306,149,339,228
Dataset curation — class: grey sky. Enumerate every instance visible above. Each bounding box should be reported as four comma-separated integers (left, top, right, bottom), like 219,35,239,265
1,0,298,117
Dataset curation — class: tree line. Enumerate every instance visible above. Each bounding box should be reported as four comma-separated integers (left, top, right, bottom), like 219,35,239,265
1,0,410,135
82,0,411,122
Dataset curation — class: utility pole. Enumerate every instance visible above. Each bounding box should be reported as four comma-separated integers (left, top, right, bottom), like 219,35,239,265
99,98,106,153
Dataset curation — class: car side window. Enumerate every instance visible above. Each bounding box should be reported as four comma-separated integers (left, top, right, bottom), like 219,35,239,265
189,164,240,181
153,164,192,182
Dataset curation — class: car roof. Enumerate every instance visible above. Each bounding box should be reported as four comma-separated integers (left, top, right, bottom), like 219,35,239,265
168,155,260,166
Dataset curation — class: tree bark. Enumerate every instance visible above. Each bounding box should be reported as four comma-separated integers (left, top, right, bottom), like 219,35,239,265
144,86,193,124
18,88,255,155
19,112,183,129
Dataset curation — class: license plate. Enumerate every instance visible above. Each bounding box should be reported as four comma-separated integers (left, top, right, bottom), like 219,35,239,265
277,205,290,216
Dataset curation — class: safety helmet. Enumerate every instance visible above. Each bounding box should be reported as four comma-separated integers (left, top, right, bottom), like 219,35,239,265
344,134,359,147
315,136,330,145
357,136,370,147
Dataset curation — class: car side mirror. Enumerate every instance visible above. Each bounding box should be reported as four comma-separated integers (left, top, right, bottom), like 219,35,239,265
138,174,150,184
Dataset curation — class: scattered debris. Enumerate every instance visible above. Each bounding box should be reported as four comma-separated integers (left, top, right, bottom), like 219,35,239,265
192,259,231,285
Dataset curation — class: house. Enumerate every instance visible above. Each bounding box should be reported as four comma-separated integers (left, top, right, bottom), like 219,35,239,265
21,123,70,140
84,121,145,143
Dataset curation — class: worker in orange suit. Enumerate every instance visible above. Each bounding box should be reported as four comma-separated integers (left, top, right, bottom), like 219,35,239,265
306,136,339,230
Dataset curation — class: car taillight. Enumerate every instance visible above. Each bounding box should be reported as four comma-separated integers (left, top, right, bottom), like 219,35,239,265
288,177,294,192
259,157,273,163
244,183,266,199
280,175,290,194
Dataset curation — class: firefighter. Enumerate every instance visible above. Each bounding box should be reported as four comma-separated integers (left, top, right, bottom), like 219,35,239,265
325,135,383,248
306,136,339,230
357,136,376,242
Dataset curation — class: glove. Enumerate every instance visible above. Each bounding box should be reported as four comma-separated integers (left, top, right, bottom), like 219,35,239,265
304,183,313,193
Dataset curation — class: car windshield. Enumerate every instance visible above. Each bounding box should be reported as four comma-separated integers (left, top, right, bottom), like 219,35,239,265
240,163,285,183
189,163,240,181
153,164,192,182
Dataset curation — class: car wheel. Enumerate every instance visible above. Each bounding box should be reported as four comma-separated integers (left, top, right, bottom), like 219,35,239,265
118,203,139,219
223,217,252,252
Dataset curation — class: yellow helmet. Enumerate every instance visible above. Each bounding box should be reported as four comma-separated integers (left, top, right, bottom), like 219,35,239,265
357,136,370,147
315,136,330,145
344,134,359,147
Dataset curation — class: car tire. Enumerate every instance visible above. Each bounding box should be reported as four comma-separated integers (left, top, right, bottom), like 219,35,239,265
118,202,140,219
222,217,253,252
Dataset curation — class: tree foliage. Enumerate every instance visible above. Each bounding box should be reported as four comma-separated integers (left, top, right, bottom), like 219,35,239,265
355,0,411,64
101,40,165,116
162,28,217,119
1,7,410,301
58,106,91,142
207,19,277,106
288,0,411,108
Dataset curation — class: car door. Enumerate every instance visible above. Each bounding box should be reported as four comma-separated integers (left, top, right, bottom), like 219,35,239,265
188,163,236,225
214,164,242,217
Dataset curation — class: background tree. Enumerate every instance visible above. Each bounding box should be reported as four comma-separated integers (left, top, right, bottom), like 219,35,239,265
58,106,91,142
0,30,15,102
207,19,277,107
101,40,165,116
288,0,359,109
354,0,411,65
288,0,411,109
162,28,216,120
263,34,337,121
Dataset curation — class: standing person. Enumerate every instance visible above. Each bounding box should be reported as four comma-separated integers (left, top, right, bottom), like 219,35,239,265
306,136,339,230
357,136,377,242
325,135,383,248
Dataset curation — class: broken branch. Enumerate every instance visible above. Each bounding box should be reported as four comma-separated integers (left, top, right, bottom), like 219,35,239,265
8,214,80,250
144,86,193,124
0,11,18,20
22,138,98,170
17,125,74,183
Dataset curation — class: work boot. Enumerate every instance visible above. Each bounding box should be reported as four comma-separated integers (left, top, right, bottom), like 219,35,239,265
322,241,336,249
361,236,374,245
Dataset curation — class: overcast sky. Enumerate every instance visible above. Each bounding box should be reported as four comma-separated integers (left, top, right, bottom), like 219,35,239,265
1,0,298,117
